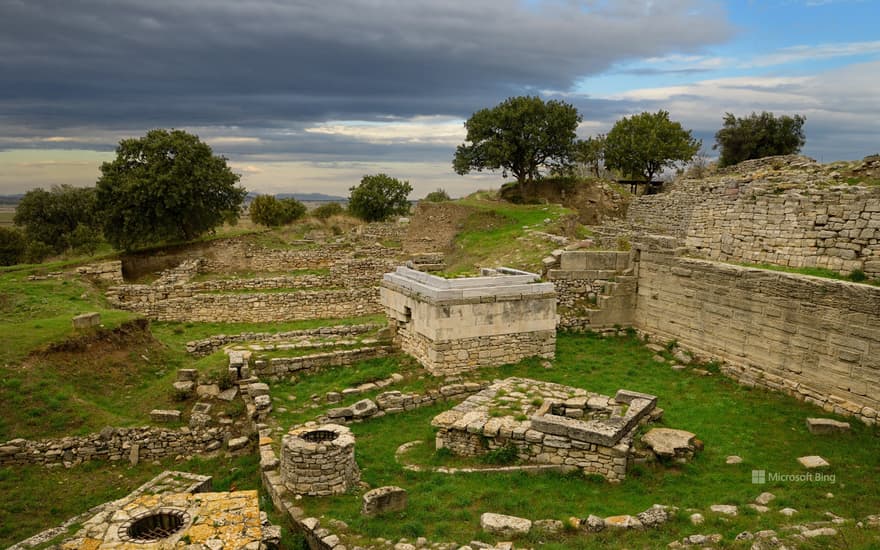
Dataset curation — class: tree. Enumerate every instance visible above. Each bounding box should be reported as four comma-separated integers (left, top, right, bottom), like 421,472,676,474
422,188,451,202
348,174,413,222
249,195,307,227
574,135,605,177
453,96,581,191
604,110,701,182
0,227,26,266
14,185,98,253
95,129,246,250
713,112,806,167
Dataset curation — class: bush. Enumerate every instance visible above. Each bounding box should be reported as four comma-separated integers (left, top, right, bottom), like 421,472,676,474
0,227,27,266
348,174,413,222
249,195,307,227
24,240,54,264
422,188,451,202
312,202,345,220
67,224,102,256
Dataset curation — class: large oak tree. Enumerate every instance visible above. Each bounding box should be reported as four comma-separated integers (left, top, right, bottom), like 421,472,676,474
604,110,700,182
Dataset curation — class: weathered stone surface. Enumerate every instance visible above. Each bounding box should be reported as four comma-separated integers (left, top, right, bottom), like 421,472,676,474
228,436,250,451
798,455,830,468
150,409,181,423
806,418,851,435
196,384,221,398
689,513,704,525
480,513,532,537
755,492,775,505
780,507,798,516
217,387,239,402
351,399,379,419
584,515,605,532
726,455,743,464
642,428,697,458
362,486,407,516
72,312,101,329
636,505,668,527
177,369,198,381
709,504,738,516
603,515,643,529
803,527,837,538
253,395,272,410
532,519,563,534
248,383,270,397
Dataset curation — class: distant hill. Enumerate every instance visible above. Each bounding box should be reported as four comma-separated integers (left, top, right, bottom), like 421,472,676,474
245,192,346,203
0,194,23,206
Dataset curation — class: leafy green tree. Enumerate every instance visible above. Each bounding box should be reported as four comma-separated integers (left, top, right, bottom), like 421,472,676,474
714,111,806,167
312,202,345,220
348,174,413,222
249,195,307,227
13,185,98,253
604,110,701,182
95,129,246,250
575,135,605,177
453,96,581,191
422,188,451,202
0,227,27,266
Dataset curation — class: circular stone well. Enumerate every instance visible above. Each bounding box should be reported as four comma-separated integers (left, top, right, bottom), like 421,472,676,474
119,508,191,543
281,423,360,496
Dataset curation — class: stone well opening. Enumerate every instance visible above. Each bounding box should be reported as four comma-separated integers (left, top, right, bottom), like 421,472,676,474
281,423,360,496
123,509,189,542
299,429,339,443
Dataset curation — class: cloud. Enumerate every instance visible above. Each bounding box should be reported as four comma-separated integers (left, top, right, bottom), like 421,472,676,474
744,40,880,67
305,116,466,146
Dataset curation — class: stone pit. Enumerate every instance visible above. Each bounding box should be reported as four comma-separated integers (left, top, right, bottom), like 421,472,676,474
432,377,659,481
281,423,360,496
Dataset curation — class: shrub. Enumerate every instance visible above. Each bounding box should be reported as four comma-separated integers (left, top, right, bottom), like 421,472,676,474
714,111,806,167
422,188,451,202
24,240,54,264
312,202,345,220
67,224,102,256
14,185,99,254
249,195,307,227
348,174,412,222
481,443,519,465
0,227,27,266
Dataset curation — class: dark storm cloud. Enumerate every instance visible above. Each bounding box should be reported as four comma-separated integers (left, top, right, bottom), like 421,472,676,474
0,0,732,140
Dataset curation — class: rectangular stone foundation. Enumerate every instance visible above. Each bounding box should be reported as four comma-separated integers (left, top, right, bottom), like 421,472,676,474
380,266,557,376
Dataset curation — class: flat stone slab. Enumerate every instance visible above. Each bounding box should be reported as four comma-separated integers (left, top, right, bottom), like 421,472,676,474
196,383,220,398
603,515,643,529
642,428,696,458
806,418,851,435
248,382,270,397
480,512,531,537
228,436,250,451
217,387,239,402
798,455,830,468
72,312,100,329
726,455,743,464
177,368,198,381
710,504,738,516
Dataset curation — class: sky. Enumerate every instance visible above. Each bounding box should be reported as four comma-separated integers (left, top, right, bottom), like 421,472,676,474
1,0,878,198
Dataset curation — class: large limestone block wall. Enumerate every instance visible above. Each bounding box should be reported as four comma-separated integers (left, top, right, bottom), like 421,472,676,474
635,250,880,423
380,267,556,375
686,184,880,277
625,178,709,238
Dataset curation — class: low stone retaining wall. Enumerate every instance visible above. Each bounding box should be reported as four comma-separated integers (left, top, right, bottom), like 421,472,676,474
107,287,381,322
185,323,383,356
0,426,232,467
75,261,124,285
255,346,394,380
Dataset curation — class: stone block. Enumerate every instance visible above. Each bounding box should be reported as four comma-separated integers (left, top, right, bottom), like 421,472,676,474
177,369,198,382
72,312,100,329
362,486,408,516
228,436,250,451
798,455,830,468
196,384,221,399
480,512,531,537
806,417,851,435
150,409,182,423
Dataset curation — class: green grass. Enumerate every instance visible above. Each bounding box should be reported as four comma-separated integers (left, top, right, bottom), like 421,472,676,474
442,195,572,275
737,262,880,286
0,453,260,548
291,333,880,549
0,270,139,365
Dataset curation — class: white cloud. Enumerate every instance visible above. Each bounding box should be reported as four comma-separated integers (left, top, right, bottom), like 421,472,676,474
305,116,466,146
744,40,880,68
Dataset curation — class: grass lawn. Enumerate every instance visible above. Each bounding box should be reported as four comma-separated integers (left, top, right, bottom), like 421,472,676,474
443,196,572,275
268,332,880,549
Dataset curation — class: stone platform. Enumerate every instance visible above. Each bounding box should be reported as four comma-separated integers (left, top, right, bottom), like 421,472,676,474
431,377,658,481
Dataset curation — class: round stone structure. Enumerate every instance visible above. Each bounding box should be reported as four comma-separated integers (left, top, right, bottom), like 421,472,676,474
281,423,360,496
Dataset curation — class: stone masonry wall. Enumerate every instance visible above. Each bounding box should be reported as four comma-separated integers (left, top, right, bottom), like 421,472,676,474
634,250,880,424
625,178,710,238
548,251,637,331
108,287,380,322
0,426,230,467
686,183,880,277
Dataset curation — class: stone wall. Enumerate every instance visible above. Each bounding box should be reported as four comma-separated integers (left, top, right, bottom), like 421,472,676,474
107,286,380,322
0,426,230,467
634,248,880,424
255,346,394,380
686,183,880,277
185,323,382,356
626,178,710,238
380,267,557,375
548,251,637,331
75,261,124,285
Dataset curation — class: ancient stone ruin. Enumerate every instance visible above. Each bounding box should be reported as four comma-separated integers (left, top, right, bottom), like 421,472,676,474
379,266,557,375
431,377,663,481
280,424,360,496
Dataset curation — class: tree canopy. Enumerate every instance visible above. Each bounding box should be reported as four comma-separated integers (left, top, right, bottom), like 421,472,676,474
348,174,412,222
603,110,701,182
713,111,806,167
95,129,246,250
574,135,605,178
249,195,307,227
13,184,98,253
453,96,581,189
